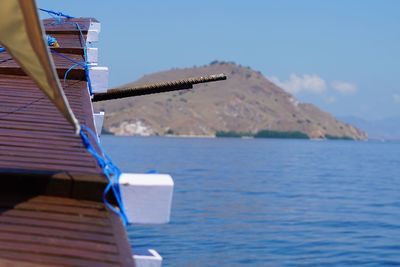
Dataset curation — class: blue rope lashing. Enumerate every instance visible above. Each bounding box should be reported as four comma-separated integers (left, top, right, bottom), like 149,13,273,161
79,125,129,225
39,8,74,19
51,50,85,67
75,22,94,96
63,62,83,83
0,47,5,53
51,50,86,88
54,21,94,96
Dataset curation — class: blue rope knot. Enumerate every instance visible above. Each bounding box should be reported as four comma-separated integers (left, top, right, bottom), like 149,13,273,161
79,125,129,225
46,35,59,48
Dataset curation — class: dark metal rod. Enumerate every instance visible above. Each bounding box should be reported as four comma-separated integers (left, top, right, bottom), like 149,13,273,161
92,73,226,102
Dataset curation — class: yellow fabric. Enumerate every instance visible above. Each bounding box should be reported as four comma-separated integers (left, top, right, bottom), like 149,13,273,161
0,0,79,133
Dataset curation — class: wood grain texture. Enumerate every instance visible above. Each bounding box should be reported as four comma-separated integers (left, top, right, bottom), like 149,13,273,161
0,195,134,266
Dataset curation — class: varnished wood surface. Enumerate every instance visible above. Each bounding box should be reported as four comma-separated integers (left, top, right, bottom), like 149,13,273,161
0,17,135,266
0,75,101,177
0,195,134,267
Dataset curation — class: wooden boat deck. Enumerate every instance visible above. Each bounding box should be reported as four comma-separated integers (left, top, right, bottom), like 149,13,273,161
0,18,134,266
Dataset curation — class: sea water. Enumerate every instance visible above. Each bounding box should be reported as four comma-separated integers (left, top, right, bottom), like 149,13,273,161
102,136,400,267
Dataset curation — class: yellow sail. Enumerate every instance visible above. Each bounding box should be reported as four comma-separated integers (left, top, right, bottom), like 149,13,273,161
0,0,79,133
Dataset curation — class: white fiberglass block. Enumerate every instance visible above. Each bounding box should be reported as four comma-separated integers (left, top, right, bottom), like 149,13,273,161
87,47,98,64
90,21,101,32
86,21,101,43
87,30,99,43
133,249,162,267
89,66,108,93
119,173,174,224
93,111,104,138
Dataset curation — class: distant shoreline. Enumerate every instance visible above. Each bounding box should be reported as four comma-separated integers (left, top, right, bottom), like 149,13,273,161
102,130,356,141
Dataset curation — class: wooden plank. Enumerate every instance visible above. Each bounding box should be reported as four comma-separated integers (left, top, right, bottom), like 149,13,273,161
30,195,106,209
43,17,98,33
110,212,136,267
0,258,55,267
2,209,111,226
0,216,113,234
12,202,109,218
0,52,84,70
0,242,121,263
0,232,118,253
0,222,114,243
0,194,134,266
0,251,120,267
0,159,101,174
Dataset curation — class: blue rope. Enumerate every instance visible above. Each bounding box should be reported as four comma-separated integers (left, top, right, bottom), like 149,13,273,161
40,8,126,223
51,21,93,95
51,50,86,87
63,62,82,82
39,8,74,19
0,48,5,53
40,7,92,95
80,125,129,225
74,22,94,95
49,23,93,95
51,50,85,67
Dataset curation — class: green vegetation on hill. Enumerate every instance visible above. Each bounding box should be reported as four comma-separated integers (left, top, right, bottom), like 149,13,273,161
165,129,175,135
215,130,356,140
215,130,309,139
215,131,252,138
325,134,353,140
254,130,309,139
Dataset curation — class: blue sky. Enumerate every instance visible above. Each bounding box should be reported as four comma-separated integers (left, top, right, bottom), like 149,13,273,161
37,0,399,120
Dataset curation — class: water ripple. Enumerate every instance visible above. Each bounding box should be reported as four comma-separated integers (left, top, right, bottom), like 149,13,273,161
102,137,400,267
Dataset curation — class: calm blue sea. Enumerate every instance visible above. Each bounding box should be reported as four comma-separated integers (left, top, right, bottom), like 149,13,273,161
102,136,400,267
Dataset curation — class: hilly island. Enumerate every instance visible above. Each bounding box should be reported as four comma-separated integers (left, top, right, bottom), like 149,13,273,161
94,61,367,140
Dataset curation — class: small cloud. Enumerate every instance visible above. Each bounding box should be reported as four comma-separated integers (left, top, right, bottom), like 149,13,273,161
393,94,400,104
270,74,326,94
331,81,357,94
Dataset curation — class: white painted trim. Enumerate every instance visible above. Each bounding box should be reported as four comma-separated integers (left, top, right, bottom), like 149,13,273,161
120,174,174,186
120,173,174,224
93,111,105,138
86,30,99,43
88,66,109,93
86,21,101,44
90,21,101,32
133,249,162,267
87,47,98,64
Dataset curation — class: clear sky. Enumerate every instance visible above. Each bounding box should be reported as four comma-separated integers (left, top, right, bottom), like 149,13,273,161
37,0,399,120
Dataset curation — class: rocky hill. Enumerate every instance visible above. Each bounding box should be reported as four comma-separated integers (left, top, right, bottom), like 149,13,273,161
94,61,367,140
